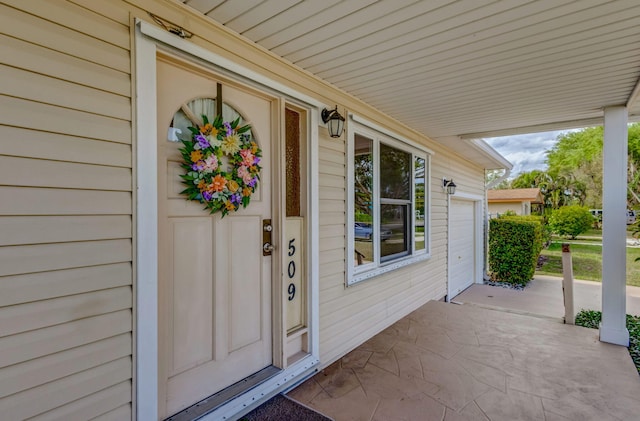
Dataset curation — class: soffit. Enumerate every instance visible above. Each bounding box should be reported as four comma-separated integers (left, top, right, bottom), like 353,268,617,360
181,0,640,167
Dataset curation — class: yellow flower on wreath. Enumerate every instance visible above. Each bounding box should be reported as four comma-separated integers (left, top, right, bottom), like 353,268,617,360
199,123,214,135
221,134,241,155
228,179,239,193
242,187,252,197
250,141,259,154
190,150,203,163
225,201,235,211
197,179,207,190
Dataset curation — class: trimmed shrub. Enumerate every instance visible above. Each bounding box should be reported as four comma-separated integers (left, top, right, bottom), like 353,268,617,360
501,214,551,247
489,217,543,287
549,205,594,239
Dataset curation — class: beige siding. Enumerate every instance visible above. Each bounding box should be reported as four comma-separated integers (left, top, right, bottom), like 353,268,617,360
0,0,492,418
317,128,485,365
0,1,133,419
489,201,527,216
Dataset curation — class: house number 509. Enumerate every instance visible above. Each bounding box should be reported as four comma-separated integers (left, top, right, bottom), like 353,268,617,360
287,238,296,301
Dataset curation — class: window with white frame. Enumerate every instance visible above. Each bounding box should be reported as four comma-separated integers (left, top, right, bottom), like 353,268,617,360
348,120,430,285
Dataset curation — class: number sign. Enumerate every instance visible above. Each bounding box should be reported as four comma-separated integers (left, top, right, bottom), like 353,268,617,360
286,218,304,333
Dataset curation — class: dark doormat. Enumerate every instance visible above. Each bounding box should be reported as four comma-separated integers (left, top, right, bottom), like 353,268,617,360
240,394,333,421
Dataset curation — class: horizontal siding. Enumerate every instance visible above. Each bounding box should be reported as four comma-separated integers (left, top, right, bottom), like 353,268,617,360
0,34,130,97
0,1,133,419
0,240,132,277
0,334,131,398
0,3,130,73
317,125,484,367
0,156,132,191
0,187,131,215
28,381,132,421
67,0,131,26
0,216,132,246
0,95,131,143
0,126,131,167
0,286,132,337
3,0,130,49
0,263,132,307
0,64,130,120
91,403,133,421
0,357,131,420
319,211,345,226
0,310,131,369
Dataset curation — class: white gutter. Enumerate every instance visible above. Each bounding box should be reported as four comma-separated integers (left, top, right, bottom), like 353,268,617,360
470,138,513,172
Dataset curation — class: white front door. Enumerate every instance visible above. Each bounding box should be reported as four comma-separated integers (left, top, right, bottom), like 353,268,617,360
156,56,273,418
449,199,476,299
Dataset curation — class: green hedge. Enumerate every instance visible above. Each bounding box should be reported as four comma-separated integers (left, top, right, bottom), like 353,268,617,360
489,217,544,286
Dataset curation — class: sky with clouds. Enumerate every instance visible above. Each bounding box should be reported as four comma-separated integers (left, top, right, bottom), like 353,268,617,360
484,130,568,177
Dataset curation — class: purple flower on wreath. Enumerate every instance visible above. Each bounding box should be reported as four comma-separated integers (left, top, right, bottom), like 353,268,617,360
230,193,242,204
254,156,261,165
195,134,210,149
191,161,205,171
248,177,258,188
202,191,213,201
224,122,233,136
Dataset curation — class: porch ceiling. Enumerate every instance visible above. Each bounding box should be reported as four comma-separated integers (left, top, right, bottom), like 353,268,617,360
182,0,640,153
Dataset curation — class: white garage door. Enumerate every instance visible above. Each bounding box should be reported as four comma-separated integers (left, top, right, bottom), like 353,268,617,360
449,199,476,299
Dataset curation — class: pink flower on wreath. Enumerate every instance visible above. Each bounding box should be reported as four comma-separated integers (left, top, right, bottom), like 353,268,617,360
237,165,253,185
202,155,218,173
239,149,255,167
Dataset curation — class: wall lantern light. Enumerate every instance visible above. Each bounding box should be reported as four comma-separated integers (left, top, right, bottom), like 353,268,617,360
321,106,345,138
443,178,457,195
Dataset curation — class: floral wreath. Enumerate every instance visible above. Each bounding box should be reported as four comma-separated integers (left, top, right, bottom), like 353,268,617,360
179,114,262,217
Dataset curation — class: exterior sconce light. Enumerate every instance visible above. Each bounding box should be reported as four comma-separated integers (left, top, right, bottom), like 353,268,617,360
443,178,457,195
321,106,345,138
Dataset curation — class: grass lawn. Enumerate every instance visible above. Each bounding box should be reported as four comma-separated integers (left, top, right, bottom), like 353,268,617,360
536,242,640,287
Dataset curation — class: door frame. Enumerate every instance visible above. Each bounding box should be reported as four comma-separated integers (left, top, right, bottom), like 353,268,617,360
446,192,484,302
134,20,321,420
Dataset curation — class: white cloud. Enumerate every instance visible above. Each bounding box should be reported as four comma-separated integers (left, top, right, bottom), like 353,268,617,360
485,130,567,177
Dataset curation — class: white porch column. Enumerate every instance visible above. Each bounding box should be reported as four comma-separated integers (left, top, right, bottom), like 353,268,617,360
600,105,629,346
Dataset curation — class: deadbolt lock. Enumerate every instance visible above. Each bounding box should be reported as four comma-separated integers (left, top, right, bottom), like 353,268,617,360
263,219,273,256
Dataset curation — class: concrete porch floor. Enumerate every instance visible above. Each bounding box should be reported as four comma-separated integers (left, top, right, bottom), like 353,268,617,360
287,300,640,420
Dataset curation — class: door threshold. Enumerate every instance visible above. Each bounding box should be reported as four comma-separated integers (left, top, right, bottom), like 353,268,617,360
166,366,281,421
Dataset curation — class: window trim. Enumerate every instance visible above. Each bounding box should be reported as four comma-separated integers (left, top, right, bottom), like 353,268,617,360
347,116,432,286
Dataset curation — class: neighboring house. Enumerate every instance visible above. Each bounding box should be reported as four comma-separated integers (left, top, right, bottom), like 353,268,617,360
0,2,508,420
488,188,544,217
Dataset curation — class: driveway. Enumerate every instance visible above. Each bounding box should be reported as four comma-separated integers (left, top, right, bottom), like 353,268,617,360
453,275,640,319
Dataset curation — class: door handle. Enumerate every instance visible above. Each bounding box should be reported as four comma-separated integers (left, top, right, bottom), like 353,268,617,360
263,242,275,254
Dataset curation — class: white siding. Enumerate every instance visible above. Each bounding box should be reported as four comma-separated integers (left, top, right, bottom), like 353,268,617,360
0,1,133,419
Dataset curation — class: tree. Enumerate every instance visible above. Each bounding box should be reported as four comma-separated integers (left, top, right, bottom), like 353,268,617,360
548,205,594,239
545,124,640,209
508,169,582,211
510,169,546,189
